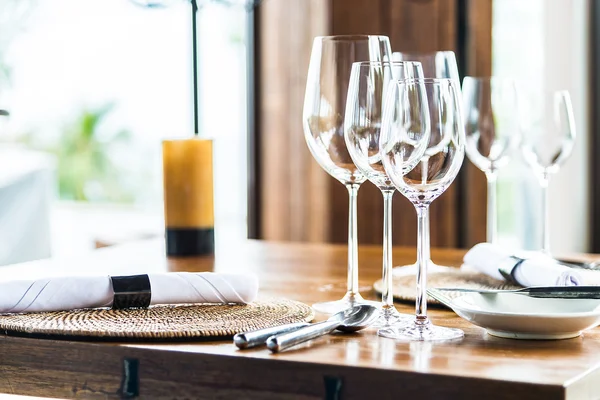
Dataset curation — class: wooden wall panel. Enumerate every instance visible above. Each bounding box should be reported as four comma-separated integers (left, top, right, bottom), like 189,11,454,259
329,0,389,246
389,0,461,248
254,0,491,248
258,0,330,242
461,0,493,247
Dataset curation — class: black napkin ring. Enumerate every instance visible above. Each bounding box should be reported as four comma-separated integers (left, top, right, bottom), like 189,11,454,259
498,255,526,285
111,274,152,309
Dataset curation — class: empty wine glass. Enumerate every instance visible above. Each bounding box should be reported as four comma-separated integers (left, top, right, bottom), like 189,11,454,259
344,61,423,327
520,90,576,254
391,51,460,276
303,35,392,314
379,78,465,341
462,77,519,244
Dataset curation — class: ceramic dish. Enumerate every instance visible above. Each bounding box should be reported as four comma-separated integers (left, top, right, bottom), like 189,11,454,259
428,288,600,339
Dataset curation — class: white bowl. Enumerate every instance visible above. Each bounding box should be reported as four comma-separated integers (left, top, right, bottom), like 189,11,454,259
430,290,600,339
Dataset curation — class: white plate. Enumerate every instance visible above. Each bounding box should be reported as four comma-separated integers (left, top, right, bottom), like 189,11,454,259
429,289,600,339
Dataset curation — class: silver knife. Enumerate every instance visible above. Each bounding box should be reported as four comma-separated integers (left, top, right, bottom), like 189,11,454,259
429,286,600,299
556,258,600,271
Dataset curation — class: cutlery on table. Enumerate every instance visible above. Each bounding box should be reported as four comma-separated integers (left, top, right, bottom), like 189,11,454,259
428,286,600,299
234,322,310,349
266,304,378,353
556,258,600,271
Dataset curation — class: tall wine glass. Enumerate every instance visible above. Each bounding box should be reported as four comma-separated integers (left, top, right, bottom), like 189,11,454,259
379,78,465,341
344,61,424,327
462,77,519,244
391,51,460,275
520,91,575,254
303,35,392,314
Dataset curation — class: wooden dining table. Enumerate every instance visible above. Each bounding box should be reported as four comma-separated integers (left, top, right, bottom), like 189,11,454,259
1,238,599,399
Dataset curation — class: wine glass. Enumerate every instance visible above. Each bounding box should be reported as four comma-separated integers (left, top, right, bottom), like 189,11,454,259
379,78,465,341
520,90,576,254
462,77,519,244
393,51,460,85
303,35,392,314
391,51,460,276
344,61,424,327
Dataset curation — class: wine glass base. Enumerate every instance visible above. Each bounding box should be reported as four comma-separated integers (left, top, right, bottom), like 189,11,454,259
370,306,412,329
312,293,379,315
377,319,464,342
392,261,454,277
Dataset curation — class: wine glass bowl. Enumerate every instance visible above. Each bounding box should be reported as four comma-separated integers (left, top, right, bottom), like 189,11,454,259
304,114,366,185
463,78,518,172
378,78,465,341
379,79,432,189
304,36,392,186
385,79,464,205
520,91,575,177
303,35,392,314
345,61,425,189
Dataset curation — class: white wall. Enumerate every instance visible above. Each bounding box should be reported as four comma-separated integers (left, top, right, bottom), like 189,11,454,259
543,0,589,253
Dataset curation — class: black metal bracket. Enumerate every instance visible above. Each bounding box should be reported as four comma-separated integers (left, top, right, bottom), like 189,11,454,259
324,375,343,400
119,358,140,398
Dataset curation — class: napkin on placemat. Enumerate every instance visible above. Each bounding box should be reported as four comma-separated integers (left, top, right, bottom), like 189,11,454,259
463,243,581,287
0,272,258,314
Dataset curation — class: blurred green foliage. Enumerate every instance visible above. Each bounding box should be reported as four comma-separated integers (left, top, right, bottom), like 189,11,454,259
54,105,132,202
21,104,135,203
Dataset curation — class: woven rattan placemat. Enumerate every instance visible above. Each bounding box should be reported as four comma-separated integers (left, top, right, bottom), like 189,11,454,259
0,298,314,341
374,270,521,306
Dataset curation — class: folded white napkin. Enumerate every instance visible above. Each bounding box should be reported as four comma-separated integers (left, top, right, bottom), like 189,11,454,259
0,272,259,314
463,243,581,287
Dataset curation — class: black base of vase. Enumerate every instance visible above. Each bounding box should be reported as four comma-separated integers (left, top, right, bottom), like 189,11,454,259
166,227,215,256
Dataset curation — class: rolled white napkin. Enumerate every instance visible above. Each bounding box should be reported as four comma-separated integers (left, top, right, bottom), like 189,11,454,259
463,243,581,287
0,272,259,314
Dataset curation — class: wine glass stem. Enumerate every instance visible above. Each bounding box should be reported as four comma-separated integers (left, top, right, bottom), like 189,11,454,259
485,171,498,244
540,173,551,254
415,205,430,324
346,183,360,297
381,189,395,309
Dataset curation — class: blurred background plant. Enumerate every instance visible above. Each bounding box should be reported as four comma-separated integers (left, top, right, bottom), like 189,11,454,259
18,104,134,202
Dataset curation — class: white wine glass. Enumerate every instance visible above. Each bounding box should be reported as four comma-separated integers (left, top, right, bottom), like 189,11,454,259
391,51,460,276
520,90,576,254
462,77,519,244
379,78,465,341
344,61,424,327
303,35,392,314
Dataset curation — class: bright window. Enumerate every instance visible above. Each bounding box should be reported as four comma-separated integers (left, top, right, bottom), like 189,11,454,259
492,0,589,252
0,0,249,258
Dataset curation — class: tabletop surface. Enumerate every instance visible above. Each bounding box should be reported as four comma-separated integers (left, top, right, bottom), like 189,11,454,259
1,239,600,399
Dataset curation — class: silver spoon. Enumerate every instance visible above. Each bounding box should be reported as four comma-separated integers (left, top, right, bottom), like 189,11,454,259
266,304,378,353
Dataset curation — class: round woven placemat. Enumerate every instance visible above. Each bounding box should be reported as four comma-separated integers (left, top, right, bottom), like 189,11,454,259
0,298,314,341
374,270,521,306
